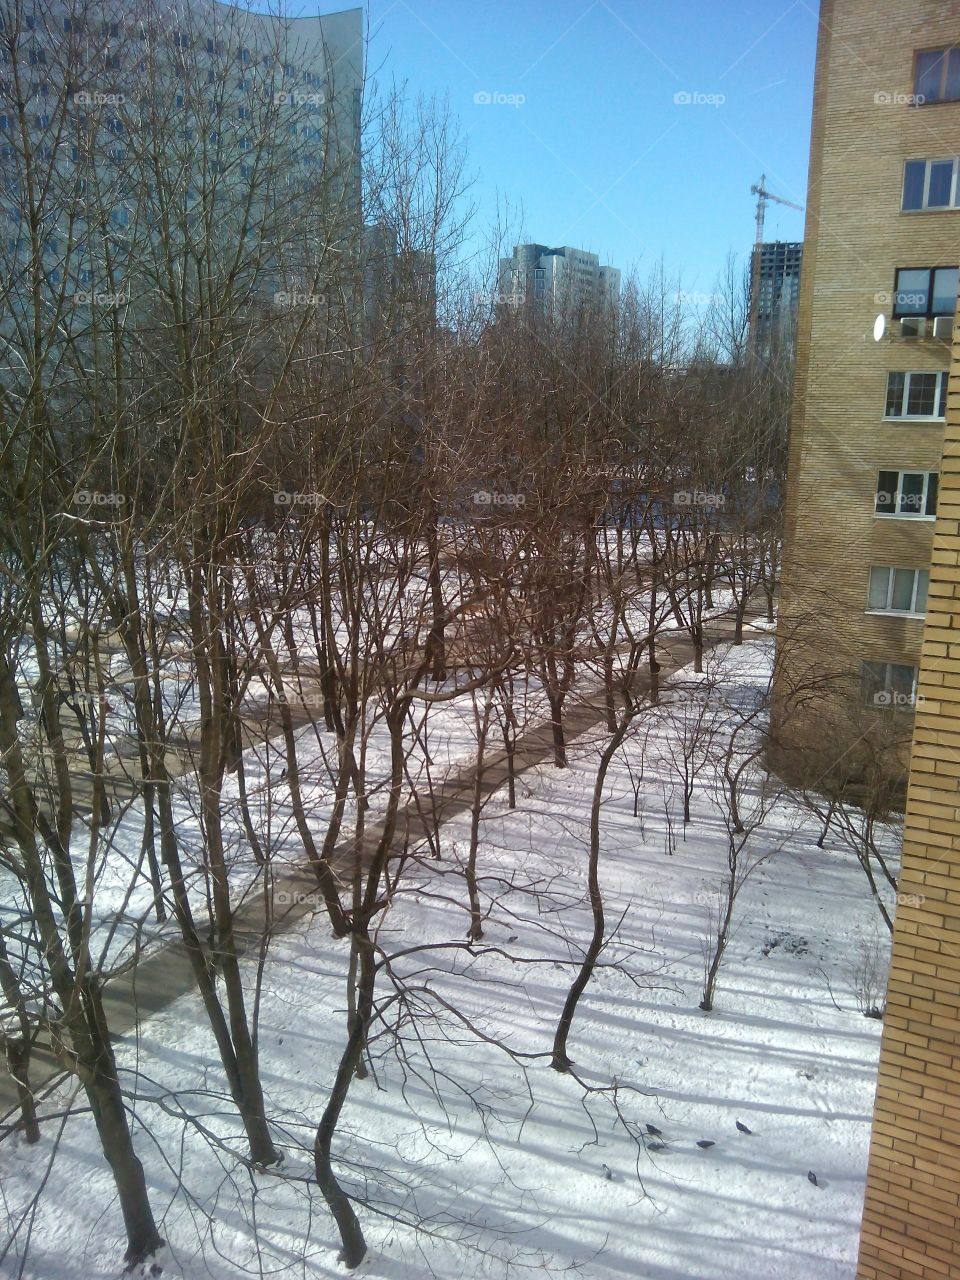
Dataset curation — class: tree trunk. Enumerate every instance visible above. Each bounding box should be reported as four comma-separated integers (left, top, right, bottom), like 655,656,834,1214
547,691,566,768
552,711,634,1070
314,933,372,1268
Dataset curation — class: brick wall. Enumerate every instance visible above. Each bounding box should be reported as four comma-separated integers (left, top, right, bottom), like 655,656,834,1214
856,311,960,1277
774,0,959,784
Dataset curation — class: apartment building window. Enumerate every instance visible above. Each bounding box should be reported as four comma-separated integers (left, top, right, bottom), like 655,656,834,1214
885,371,948,418
861,661,920,709
867,566,929,614
875,468,938,517
893,266,959,316
914,48,960,104
903,158,960,209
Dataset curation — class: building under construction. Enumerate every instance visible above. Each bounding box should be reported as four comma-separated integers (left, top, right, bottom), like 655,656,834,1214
749,240,803,353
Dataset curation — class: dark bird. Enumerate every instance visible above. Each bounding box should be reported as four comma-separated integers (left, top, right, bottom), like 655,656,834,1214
645,1123,663,1137
601,1163,613,1181
735,1120,753,1135
807,1171,819,1187
696,1140,716,1149
647,1141,668,1152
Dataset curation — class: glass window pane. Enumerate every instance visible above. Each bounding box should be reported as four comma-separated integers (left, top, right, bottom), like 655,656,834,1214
891,664,917,699
932,266,959,314
946,49,960,101
885,371,906,415
899,472,924,513
868,567,891,610
928,161,954,206
915,571,929,613
916,50,945,102
860,661,884,702
926,472,939,515
891,569,915,611
895,268,929,314
903,160,926,209
876,470,898,513
906,372,936,415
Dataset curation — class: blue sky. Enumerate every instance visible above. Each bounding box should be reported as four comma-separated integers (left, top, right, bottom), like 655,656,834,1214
316,1,817,290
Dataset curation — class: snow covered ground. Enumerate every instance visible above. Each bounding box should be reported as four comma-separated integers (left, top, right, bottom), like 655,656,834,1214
0,637,894,1280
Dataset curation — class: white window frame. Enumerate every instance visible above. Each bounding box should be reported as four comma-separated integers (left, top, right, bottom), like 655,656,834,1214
866,566,929,616
874,468,938,519
884,370,948,419
903,157,960,210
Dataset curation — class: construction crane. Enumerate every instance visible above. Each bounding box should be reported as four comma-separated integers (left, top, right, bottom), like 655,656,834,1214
748,174,804,357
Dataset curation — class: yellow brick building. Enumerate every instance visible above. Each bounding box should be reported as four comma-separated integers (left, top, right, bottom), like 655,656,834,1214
774,0,958,790
774,2,960,1273
856,316,960,1277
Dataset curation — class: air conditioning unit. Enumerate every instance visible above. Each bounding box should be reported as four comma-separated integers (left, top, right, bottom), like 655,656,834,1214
899,317,925,338
932,315,954,340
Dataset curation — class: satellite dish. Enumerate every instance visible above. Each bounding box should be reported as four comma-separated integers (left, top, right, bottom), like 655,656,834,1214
873,313,887,342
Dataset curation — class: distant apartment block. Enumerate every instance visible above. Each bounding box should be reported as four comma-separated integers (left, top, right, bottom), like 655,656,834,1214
750,240,802,352
0,3,364,325
362,222,437,344
497,243,620,316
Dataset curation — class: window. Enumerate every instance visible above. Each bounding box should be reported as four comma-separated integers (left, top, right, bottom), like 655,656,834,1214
893,266,959,316
885,371,948,418
875,469,938,517
867,566,929,614
861,661,920,710
902,158,960,209
915,48,960,104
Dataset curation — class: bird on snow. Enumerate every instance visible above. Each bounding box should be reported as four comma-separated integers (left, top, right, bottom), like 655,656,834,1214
696,1140,716,1149
647,1141,668,1152
735,1120,753,1134
807,1171,820,1187
645,1123,663,1137
601,1163,613,1181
